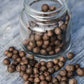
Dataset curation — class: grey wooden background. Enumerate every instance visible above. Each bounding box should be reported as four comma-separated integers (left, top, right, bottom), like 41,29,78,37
0,0,84,84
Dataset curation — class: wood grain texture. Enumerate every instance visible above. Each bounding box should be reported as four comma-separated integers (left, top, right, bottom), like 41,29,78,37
0,0,84,84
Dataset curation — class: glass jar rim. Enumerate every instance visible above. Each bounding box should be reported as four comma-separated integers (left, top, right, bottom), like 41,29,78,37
24,0,67,21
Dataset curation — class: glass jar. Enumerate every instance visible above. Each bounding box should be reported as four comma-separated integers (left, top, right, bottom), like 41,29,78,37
20,0,71,59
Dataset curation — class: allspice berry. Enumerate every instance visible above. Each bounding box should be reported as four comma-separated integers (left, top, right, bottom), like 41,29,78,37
61,77,67,82
56,75,62,82
12,54,18,60
48,68,54,74
13,49,19,54
60,81,67,84
67,52,74,60
55,47,61,53
69,79,77,84
16,57,21,63
44,72,50,77
34,63,40,68
76,68,84,76
67,72,74,78
59,70,67,77
75,64,80,69
43,34,49,41
47,61,54,68
23,74,29,81
52,78,58,83
12,60,18,66
40,80,47,84
40,49,47,55
24,81,31,84
34,78,40,83
44,40,49,46
55,28,62,35
47,30,53,37
8,64,15,73
28,55,34,60
41,4,49,12
7,52,13,58
50,6,56,11
27,45,32,51
40,66,47,72
59,56,65,62
65,65,75,72
36,40,43,47
20,71,25,77
35,35,41,41
39,75,45,81
33,68,39,74
33,47,40,53
21,65,26,71
16,65,21,72
46,75,52,82
53,59,59,65
54,65,60,71
58,61,64,68
9,47,15,52
4,50,9,55
40,61,46,66
3,58,10,65
19,51,26,57
26,68,33,74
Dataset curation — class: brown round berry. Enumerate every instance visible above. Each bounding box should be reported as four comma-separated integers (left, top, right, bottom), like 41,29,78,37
69,79,77,84
12,54,18,60
65,65,75,72
49,51,54,55
33,68,39,74
46,46,52,52
61,77,67,82
36,40,43,47
7,52,13,58
9,47,15,52
59,57,65,62
76,68,84,76
44,72,50,77
40,49,47,55
19,51,26,57
67,72,74,78
53,59,59,65
47,30,53,37
47,61,54,68
67,52,74,60
20,71,25,77
55,47,61,53
60,81,67,84
46,75,52,82
75,64,80,69
39,75,45,81
33,47,40,54
35,35,41,41
13,50,19,54
34,78,40,83
27,45,32,51
26,68,32,74
58,61,64,68
55,28,62,35
7,64,15,73
12,60,18,66
52,78,58,83
59,70,67,77
54,40,61,46
40,61,46,66
40,66,47,72
56,75,62,82
21,65,26,71
48,68,54,74
16,65,21,72
23,74,29,81
40,80,47,84
43,34,49,41
3,58,10,65
41,4,49,12
34,63,40,68
4,50,9,55
24,81,31,84
50,6,55,11
16,57,21,63
54,65,60,71
44,40,49,46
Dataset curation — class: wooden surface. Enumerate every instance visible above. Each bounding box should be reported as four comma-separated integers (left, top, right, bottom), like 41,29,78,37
0,0,84,84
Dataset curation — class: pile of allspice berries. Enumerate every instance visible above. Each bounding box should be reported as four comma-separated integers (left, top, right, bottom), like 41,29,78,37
3,46,84,84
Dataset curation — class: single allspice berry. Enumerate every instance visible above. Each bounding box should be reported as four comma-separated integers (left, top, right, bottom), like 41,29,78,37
41,4,49,12
8,47,15,52
76,68,84,76
53,59,59,65
59,70,67,77
4,50,9,55
50,6,56,11
67,52,74,60
3,58,10,65
69,79,77,84
75,64,80,69
58,56,65,62
19,51,26,57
